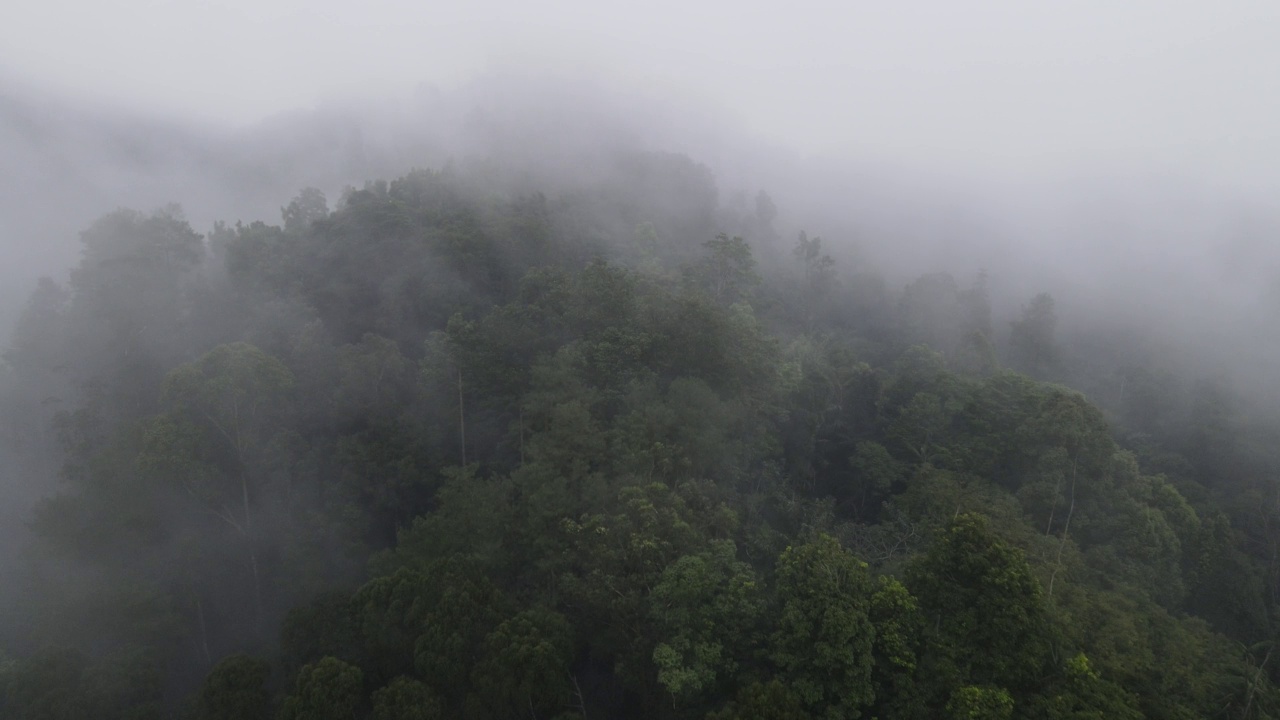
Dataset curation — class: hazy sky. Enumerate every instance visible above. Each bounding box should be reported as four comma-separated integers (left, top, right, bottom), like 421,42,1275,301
5,1,1280,186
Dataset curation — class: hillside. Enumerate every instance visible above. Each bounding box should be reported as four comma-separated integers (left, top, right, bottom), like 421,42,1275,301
2,155,1279,719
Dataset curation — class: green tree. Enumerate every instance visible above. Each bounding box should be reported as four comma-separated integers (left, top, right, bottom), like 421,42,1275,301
792,232,836,331
907,514,1052,693
196,655,271,720
697,233,760,305
868,576,926,719
411,560,508,699
946,685,1013,720
353,569,434,684
649,540,763,703
558,481,714,692
370,677,442,720
770,534,875,720
707,680,810,720
1022,653,1142,720
470,608,574,718
888,391,958,466
278,657,362,720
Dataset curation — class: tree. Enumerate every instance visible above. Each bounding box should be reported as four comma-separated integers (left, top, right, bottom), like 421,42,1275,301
411,560,508,699
793,232,835,289
906,514,1052,693
282,188,329,234
0,646,162,720
868,576,926,719
558,481,712,691
851,441,904,503
650,540,763,703
370,677,442,720
421,329,469,466
1022,653,1142,720
888,392,958,466
770,534,875,720
62,207,205,425
1,276,70,495
697,233,760,305
280,592,362,678
1008,293,1058,377
470,608,574,718
3,276,69,375
278,657,362,720
754,190,778,239
145,342,295,629
352,569,434,684
196,655,271,720
707,680,809,720
946,685,1013,720
792,232,836,331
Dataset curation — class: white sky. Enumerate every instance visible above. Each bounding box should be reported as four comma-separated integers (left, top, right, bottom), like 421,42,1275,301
4,0,1280,183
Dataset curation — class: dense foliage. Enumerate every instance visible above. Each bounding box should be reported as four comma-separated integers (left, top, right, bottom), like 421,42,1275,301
2,155,1279,719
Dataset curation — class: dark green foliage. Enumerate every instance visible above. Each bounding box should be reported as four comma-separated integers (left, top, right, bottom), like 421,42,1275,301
650,540,763,702
707,680,810,720
370,677,442,720
0,647,163,720
470,608,574,717
907,514,1052,692
696,233,760,304
352,569,435,684
277,656,362,720
3,159,1278,720
196,655,272,720
1021,653,1142,720
770,534,875,719
946,685,1013,720
410,561,508,698
868,576,926,719
280,593,363,676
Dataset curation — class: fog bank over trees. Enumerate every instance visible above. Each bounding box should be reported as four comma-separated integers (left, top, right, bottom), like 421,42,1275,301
5,64,1280,718
5,70,1280,371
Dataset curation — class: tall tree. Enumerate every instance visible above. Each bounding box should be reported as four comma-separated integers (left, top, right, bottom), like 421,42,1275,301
770,534,876,720
1008,293,1058,377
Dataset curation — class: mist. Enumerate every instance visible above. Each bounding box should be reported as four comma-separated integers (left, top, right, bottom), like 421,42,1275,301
7,68,1280,364
5,2,1280,717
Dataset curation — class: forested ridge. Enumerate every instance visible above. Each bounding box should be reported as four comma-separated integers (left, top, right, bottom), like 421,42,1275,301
2,153,1279,719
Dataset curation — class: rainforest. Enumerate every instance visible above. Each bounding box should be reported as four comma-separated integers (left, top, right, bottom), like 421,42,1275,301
3,143,1280,719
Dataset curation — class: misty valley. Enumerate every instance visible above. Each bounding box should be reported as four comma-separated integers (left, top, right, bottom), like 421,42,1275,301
3,150,1280,720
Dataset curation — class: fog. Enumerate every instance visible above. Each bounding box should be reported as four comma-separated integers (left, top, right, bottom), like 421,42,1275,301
6,1,1280,329
4,2,1280,715
8,1,1280,175
6,0,1280,544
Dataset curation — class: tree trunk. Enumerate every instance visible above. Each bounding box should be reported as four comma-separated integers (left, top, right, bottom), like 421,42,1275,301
458,367,467,466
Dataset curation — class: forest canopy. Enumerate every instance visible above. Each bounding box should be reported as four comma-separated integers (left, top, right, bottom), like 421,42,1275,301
2,154,1279,720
